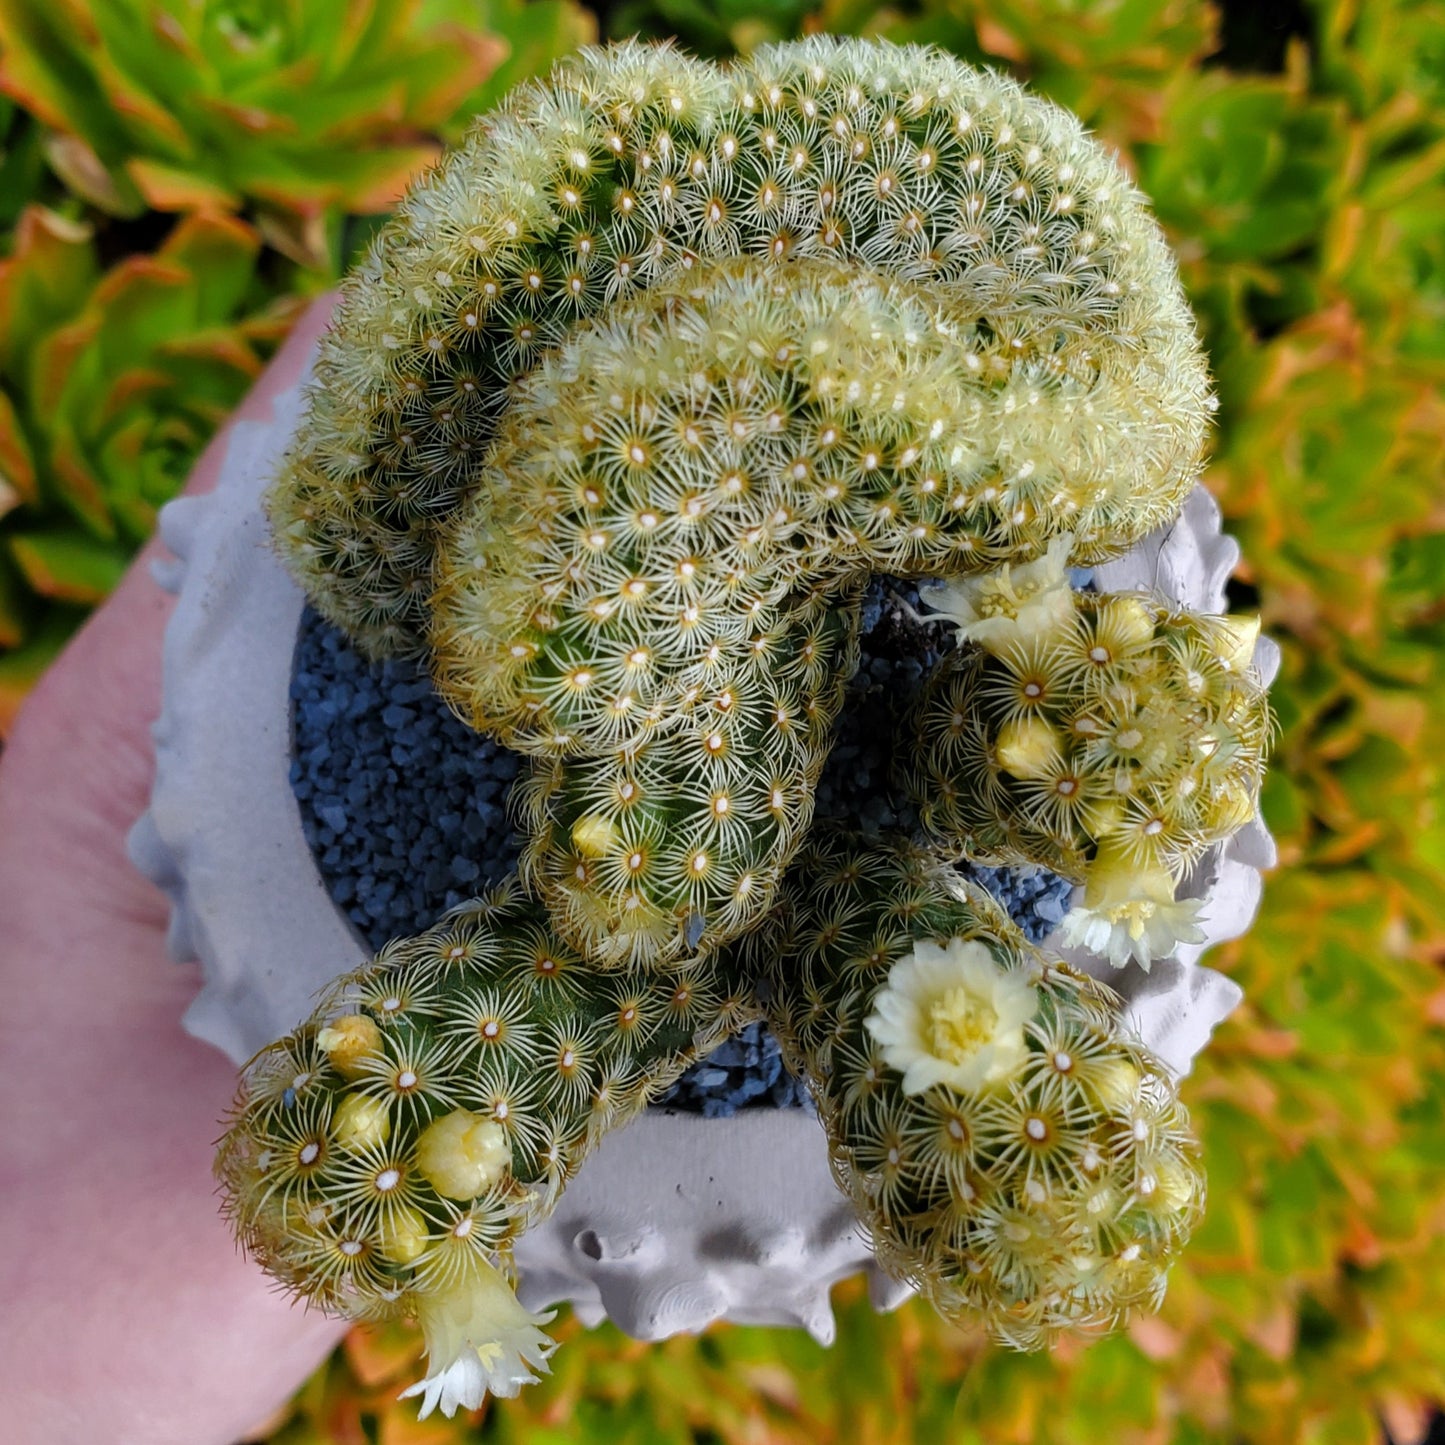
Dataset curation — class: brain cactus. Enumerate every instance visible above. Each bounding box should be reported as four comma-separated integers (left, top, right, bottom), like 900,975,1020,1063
218,37,1273,1417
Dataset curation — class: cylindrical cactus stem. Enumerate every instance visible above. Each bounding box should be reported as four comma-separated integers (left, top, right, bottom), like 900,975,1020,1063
509,581,860,969
903,569,1272,968
270,36,1213,662
216,880,755,1415
731,831,1205,1349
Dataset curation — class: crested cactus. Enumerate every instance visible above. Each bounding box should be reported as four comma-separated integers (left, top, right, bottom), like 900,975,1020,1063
733,831,1205,1348
269,33,1217,967
215,35,1274,1418
218,879,752,1409
905,559,1272,968
269,34,1212,661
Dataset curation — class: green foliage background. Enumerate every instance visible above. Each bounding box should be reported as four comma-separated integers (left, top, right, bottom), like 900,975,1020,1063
2,1,1442,1441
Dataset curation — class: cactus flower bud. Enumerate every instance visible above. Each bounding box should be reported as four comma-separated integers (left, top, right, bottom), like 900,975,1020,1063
1216,614,1262,672
996,718,1063,779
378,1205,431,1266
316,1014,384,1078
570,813,616,858
332,1092,392,1151
415,1109,512,1201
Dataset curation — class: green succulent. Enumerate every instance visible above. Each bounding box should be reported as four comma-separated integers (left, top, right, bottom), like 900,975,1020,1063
1137,73,1351,269
734,831,1205,1351
0,0,593,268
0,204,293,728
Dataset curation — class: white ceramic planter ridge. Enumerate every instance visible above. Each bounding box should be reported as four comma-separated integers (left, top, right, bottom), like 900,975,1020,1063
128,340,1280,1342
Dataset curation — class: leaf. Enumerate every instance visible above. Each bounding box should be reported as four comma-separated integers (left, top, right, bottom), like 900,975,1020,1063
125,156,239,212
0,384,37,506
41,130,145,215
155,210,262,324
8,529,127,602
0,205,97,381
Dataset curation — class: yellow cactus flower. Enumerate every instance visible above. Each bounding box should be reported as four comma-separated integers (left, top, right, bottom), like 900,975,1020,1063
400,1257,557,1418
1058,856,1205,971
923,534,1076,655
865,937,1039,1095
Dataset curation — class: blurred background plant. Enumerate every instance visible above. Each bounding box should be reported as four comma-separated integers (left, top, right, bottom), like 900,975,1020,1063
2,0,1442,1441
0,0,593,725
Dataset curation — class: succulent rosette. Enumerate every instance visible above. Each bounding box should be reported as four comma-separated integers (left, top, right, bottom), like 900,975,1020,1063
0,205,304,723
0,0,592,265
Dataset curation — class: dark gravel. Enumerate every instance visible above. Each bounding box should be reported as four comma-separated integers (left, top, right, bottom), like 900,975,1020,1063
290,573,1087,1117
813,576,954,837
657,1020,812,1115
290,609,523,946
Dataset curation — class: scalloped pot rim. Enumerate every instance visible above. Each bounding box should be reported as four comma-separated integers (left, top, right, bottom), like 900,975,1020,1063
127,341,1277,1341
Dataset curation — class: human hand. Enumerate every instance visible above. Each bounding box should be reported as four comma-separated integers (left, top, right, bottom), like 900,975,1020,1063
0,295,350,1445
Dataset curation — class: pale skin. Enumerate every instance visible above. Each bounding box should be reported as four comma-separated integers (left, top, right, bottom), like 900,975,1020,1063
0,297,350,1444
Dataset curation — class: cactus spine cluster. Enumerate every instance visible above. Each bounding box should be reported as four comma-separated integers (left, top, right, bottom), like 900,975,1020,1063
219,881,751,1320
735,832,1204,1348
907,564,1271,967
219,34,1273,1418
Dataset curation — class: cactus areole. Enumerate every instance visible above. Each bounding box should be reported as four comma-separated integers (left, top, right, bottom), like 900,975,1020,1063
219,38,1272,1417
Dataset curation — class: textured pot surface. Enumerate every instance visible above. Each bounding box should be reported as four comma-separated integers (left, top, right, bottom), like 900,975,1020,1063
129,346,1278,1340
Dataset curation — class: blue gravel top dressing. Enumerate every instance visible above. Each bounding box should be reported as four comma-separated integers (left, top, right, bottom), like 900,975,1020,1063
290,576,1080,1117
290,614,524,945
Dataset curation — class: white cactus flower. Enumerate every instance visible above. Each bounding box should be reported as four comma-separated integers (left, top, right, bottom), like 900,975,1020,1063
1058,860,1206,971
865,937,1039,1095
401,1257,557,1419
922,533,1076,654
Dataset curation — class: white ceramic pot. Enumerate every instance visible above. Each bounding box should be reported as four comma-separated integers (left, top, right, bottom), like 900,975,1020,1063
129,340,1278,1340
